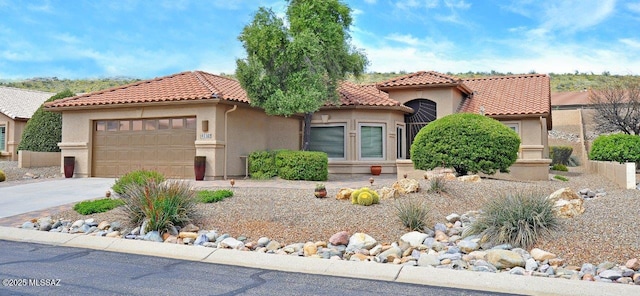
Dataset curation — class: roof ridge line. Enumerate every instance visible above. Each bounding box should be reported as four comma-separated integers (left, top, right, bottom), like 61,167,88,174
193,71,220,97
463,73,549,81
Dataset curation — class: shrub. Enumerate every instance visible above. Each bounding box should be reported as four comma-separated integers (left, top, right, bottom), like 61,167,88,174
549,146,573,165
198,189,234,203
427,176,448,194
395,199,431,231
73,198,124,215
121,180,196,233
589,134,640,163
276,150,328,181
0,170,5,182
18,89,75,152
249,150,280,179
350,187,380,206
553,175,569,182
567,155,581,167
410,113,520,176
112,170,165,197
550,163,568,171
463,191,559,249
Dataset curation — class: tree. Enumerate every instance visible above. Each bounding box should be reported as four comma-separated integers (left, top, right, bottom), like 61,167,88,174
410,113,520,176
18,89,75,152
590,80,640,135
235,0,368,150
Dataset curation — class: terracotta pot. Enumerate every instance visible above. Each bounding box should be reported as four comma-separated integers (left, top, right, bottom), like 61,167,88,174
194,156,206,181
370,165,382,176
63,156,75,178
314,189,327,198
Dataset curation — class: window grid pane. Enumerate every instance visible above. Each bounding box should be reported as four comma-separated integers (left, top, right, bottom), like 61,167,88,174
309,126,345,158
361,125,383,158
0,126,5,151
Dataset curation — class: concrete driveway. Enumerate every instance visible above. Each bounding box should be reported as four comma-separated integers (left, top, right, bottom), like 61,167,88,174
0,178,115,218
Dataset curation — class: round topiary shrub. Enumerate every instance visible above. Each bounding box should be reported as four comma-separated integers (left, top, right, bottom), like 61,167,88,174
410,113,521,176
0,169,5,182
589,134,640,164
18,89,75,152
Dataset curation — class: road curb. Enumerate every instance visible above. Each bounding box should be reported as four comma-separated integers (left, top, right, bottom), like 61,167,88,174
1,226,638,296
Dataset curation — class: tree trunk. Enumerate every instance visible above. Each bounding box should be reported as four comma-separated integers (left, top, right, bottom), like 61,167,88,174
302,112,312,151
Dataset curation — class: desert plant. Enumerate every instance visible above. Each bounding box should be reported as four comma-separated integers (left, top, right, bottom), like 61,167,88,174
553,175,569,182
410,113,520,176
567,155,581,167
0,170,5,182
589,134,640,163
550,163,568,171
112,170,165,197
121,179,196,233
198,189,234,203
18,89,75,152
427,175,448,194
73,198,124,215
350,187,380,206
549,146,573,165
463,191,559,249
395,199,431,231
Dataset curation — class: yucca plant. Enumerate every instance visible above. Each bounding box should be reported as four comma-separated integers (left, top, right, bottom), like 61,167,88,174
395,199,431,231
121,180,196,233
112,170,165,197
463,191,559,249
427,175,448,194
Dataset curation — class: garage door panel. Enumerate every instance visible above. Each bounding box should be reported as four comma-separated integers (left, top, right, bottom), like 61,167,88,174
93,117,196,178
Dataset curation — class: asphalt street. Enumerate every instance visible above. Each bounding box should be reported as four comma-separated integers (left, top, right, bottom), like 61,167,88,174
0,240,520,296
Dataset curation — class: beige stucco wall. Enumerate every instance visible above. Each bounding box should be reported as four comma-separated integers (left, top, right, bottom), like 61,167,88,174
57,102,300,179
0,113,27,161
18,151,61,168
385,87,463,118
588,160,637,189
313,108,405,174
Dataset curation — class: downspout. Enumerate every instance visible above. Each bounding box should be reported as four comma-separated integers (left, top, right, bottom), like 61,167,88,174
223,105,238,180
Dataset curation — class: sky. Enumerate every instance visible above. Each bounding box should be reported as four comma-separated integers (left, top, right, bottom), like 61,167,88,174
1,0,639,80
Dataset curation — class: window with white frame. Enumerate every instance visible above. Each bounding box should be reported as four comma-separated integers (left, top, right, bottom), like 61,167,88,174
0,125,5,151
309,124,346,159
396,125,405,159
359,123,385,160
503,122,520,137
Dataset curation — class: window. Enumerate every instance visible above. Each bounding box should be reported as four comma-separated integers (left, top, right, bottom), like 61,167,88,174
360,124,385,160
0,125,5,151
309,125,346,159
396,125,405,159
503,122,520,137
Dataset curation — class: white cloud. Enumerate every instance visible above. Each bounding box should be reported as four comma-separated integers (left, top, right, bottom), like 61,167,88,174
627,2,640,13
620,38,640,49
540,0,616,32
444,0,470,10
364,0,377,4
385,33,420,46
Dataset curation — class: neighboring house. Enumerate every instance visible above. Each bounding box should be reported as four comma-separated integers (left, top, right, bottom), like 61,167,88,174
551,90,591,110
0,86,54,161
45,70,552,180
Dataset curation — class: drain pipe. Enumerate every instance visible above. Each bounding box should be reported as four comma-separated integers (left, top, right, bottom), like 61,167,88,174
223,104,238,180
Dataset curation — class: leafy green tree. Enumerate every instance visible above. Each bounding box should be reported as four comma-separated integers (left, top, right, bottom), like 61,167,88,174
410,113,520,176
235,0,368,150
18,89,75,152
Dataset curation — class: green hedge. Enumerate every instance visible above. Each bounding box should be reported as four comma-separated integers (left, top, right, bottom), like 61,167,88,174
248,150,280,179
276,150,328,181
549,146,573,165
589,134,640,163
18,89,75,152
198,189,234,203
73,198,125,215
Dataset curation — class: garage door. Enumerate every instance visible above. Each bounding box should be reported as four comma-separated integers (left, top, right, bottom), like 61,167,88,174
93,117,197,178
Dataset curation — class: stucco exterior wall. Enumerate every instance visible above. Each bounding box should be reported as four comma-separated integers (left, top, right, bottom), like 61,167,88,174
385,87,461,118
0,114,27,161
313,108,405,174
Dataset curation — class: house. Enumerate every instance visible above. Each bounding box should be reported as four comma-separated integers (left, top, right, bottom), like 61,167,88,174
45,70,552,180
0,86,54,161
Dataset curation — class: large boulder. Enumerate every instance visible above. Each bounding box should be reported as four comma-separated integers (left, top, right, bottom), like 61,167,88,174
392,178,420,194
486,249,525,269
379,187,399,199
424,168,457,180
335,188,354,200
546,187,585,218
458,175,481,183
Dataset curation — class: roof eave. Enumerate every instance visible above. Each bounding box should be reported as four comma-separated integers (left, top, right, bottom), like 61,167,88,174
44,98,223,112
377,82,464,92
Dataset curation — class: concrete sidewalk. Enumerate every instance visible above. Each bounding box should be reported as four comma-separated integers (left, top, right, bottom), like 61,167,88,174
0,178,115,218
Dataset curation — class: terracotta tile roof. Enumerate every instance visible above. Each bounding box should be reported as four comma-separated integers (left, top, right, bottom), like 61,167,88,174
376,71,469,90
334,81,402,107
459,74,551,117
45,71,248,109
0,86,53,119
551,90,591,106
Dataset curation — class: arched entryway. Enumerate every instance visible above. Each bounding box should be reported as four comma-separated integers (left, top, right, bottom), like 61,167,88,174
404,99,437,157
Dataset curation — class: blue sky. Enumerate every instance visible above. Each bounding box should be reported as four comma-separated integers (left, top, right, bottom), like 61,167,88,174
1,0,639,79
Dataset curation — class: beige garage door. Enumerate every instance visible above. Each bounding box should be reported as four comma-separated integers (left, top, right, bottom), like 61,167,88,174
93,117,197,178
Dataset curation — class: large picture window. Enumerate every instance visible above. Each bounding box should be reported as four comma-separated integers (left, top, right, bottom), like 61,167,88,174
0,125,5,151
359,123,385,160
309,125,346,159
396,125,405,159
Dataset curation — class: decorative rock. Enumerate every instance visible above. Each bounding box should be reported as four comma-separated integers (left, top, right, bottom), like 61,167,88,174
178,232,198,239
205,231,218,242
599,270,623,280
329,231,349,246
219,237,244,250
97,221,110,230
549,258,564,267
303,242,318,256
510,266,526,275
21,222,35,229
85,218,95,224
266,240,281,251
350,253,369,261
110,222,122,231
257,237,270,247
379,187,398,199
531,248,557,261
424,168,457,180
164,235,178,243
392,178,420,194
347,233,377,251
472,260,498,273
400,231,428,247
486,249,525,270
582,273,595,281
445,213,461,223
39,222,52,231
457,240,479,253
194,234,208,246
546,187,585,218
581,263,597,275
598,261,616,271
335,188,354,200
71,220,84,228
377,246,402,263
458,175,481,183
625,258,640,271
106,231,120,238
369,244,382,256
525,258,539,272
182,223,199,232
434,223,447,232
143,231,163,242
434,230,449,242
183,237,194,244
